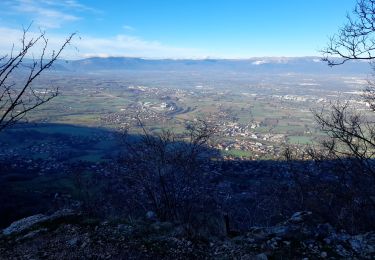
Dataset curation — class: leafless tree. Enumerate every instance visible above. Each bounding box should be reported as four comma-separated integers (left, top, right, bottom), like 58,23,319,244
322,0,375,66
119,119,222,236
321,0,375,107
282,138,375,233
300,0,375,231
0,25,75,131
319,0,375,189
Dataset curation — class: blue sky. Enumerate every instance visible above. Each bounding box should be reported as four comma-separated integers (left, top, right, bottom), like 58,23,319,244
0,0,356,59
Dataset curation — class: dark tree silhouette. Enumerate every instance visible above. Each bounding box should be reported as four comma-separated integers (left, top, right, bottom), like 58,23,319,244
322,0,375,66
321,0,375,109
319,0,375,182
319,0,375,176
299,0,375,232
0,25,75,131
119,118,222,236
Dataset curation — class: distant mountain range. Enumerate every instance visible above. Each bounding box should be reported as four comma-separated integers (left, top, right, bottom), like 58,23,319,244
34,57,375,75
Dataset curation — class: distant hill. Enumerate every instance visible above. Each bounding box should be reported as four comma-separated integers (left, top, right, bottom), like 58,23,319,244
49,56,372,75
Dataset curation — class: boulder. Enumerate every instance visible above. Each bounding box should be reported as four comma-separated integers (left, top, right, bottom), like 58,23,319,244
288,211,312,224
2,214,49,236
2,209,77,236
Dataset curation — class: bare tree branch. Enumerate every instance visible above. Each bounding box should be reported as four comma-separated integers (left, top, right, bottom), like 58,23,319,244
0,26,75,131
321,0,375,66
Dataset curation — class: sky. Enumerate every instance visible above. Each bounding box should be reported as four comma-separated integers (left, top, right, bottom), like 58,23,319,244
0,0,357,59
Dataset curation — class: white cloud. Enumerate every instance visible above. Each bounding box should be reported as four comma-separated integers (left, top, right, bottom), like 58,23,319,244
0,1,208,59
252,60,269,65
122,25,135,31
0,26,206,59
77,34,204,59
5,0,86,29
39,0,99,12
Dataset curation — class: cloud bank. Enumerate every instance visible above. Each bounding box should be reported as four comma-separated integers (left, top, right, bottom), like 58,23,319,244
0,27,205,60
0,0,206,59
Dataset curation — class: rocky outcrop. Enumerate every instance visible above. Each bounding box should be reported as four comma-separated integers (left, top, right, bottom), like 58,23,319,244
2,214,48,236
1,210,374,259
224,211,375,259
2,209,77,236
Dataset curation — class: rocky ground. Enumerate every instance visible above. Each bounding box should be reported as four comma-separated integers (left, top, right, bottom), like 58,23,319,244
0,210,374,259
